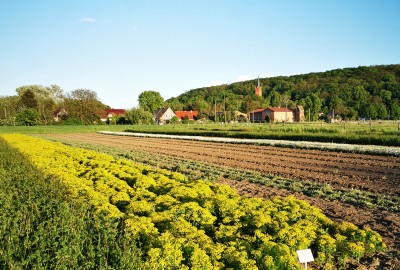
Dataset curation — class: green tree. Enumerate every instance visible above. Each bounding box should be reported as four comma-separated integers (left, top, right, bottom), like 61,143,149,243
269,90,282,107
379,90,392,105
303,93,322,121
138,91,164,113
165,98,184,111
376,104,388,119
16,84,63,124
19,89,38,110
365,104,378,119
15,108,39,126
347,107,358,120
351,86,369,111
0,95,19,124
390,102,400,120
126,107,154,124
242,95,263,113
64,89,107,124
187,97,212,114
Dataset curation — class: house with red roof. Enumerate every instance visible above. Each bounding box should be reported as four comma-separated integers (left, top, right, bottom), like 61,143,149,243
101,109,126,122
266,107,294,122
249,108,267,122
175,110,198,121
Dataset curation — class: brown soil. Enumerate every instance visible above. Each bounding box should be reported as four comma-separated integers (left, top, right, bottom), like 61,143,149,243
46,133,400,269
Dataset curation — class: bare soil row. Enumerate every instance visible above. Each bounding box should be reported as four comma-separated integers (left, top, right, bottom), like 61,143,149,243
51,133,400,196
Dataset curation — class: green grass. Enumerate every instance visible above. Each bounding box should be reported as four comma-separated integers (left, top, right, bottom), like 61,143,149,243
125,121,400,146
0,137,144,269
0,124,135,134
1,120,399,146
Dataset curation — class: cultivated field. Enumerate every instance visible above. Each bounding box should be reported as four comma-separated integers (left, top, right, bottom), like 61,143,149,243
46,132,400,269
4,133,389,269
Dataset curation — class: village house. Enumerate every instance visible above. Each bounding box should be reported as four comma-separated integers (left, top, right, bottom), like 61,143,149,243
249,107,295,122
153,107,175,125
101,108,126,122
249,108,267,122
175,110,198,121
266,107,294,122
52,109,68,122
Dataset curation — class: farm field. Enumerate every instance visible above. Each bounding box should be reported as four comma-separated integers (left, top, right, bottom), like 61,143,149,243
1,120,399,145
123,121,400,146
45,132,400,269
2,133,389,269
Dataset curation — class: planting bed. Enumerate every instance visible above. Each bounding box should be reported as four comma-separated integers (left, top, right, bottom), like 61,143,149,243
46,132,400,269
49,133,400,196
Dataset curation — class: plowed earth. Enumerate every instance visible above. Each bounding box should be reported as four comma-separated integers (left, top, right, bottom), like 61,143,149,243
47,133,400,268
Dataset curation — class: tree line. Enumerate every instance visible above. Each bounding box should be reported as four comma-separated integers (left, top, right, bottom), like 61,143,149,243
2,64,400,126
0,84,168,126
0,85,108,125
165,64,400,122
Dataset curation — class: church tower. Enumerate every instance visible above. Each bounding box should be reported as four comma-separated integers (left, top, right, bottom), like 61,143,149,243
255,76,262,96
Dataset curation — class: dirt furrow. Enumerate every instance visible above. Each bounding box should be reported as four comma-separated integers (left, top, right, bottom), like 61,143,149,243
47,133,400,195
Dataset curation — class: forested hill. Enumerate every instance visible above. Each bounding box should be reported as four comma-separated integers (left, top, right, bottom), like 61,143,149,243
165,64,400,121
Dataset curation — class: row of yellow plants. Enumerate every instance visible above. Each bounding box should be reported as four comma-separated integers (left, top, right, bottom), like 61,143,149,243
2,134,386,269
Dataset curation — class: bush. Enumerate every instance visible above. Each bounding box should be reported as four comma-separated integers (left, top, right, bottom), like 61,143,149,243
15,108,39,126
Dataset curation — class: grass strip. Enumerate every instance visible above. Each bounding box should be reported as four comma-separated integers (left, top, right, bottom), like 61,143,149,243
0,137,143,269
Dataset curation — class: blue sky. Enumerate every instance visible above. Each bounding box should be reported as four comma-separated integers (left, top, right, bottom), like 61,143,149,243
1,0,399,109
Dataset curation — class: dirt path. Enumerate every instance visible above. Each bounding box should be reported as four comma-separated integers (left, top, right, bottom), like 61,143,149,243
46,133,400,268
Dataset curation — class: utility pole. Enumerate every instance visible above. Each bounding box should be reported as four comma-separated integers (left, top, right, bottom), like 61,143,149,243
224,93,226,123
214,100,217,123
236,100,239,123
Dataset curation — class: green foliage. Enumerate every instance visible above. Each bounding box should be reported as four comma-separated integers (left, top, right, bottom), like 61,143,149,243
170,115,180,124
138,90,165,113
126,107,154,124
165,97,184,111
64,89,108,124
16,84,63,124
15,108,39,126
167,64,400,121
0,137,144,269
62,117,83,125
390,102,400,119
19,89,38,109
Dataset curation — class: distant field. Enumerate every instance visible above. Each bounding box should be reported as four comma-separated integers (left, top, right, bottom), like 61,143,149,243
0,124,134,134
124,121,400,146
1,121,399,145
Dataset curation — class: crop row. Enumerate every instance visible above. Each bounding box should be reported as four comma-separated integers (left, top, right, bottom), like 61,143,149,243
50,138,400,213
2,134,386,269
